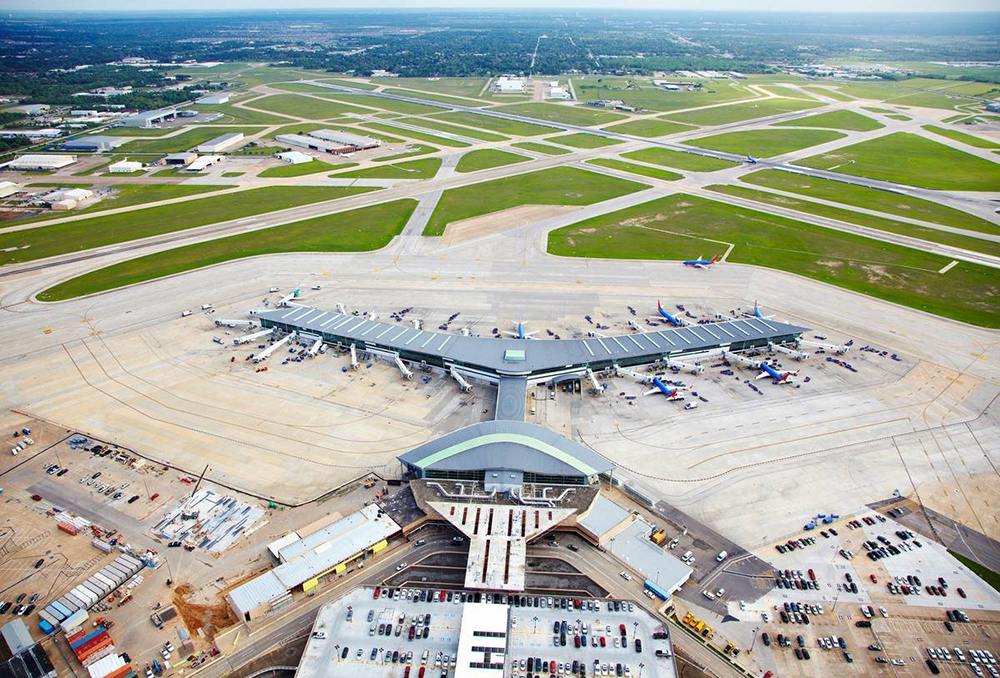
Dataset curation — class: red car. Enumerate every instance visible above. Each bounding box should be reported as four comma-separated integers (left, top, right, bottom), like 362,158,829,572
808,569,816,581
764,672,773,678
957,587,967,598
600,637,606,647
619,624,627,636
30,494,42,501
150,493,160,501
870,574,878,583
373,588,381,599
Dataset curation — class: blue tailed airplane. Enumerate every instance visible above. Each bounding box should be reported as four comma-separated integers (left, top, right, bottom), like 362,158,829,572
682,254,719,269
756,362,797,384
644,377,684,400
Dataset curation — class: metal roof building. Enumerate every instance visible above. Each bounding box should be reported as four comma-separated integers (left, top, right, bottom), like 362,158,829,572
61,135,125,152
120,108,177,128
196,132,244,153
257,305,807,383
400,420,612,486
307,128,381,149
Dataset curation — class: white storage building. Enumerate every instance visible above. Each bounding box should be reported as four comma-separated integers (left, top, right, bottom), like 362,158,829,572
4,154,76,171
108,159,143,173
0,128,63,139
196,132,244,153
0,181,20,198
184,154,222,172
196,93,231,105
276,151,314,165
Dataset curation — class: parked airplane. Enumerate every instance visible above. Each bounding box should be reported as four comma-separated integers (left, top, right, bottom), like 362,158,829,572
503,321,538,340
682,255,719,269
748,301,774,320
756,362,797,384
644,377,684,400
649,301,688,327
277,285,302,307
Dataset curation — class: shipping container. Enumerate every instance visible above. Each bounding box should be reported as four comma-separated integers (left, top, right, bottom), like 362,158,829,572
52,599,75,616
92,538,112,554
70,586,96,608
93,572,117,591
58,521,79,536
69,627,105,649
38,609,60,629
61,608,90,632
119,554,143,570
99,567,125,585
82,581,105,599
88,577,111,595
64,591,88,609
45,604,67,621
107,563,131,580
75,635,112,662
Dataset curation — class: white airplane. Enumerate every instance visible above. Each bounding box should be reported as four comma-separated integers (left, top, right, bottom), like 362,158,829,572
503,321,538,340
745,301,774,320
277,285,302,307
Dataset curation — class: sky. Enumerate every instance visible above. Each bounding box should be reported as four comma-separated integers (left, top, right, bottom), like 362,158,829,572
3,0,997,11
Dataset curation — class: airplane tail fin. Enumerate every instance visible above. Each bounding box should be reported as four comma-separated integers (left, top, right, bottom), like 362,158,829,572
657,300,662,311
710,255,718,264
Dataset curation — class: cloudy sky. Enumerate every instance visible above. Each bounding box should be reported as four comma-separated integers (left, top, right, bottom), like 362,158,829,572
3,0,996,11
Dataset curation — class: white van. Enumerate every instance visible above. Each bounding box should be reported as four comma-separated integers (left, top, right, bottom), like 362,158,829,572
201,304,213,310
716,550,728,562
684,401,698,410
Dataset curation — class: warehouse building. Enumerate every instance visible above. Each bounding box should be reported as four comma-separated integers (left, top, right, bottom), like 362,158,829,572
225,505,401,622
276,151,314,165
196,132,244,153
494,76,526,93
307,128,381,151
0,181,20,198
107,159,143,173
120,107,177,128
196,93,231,105
276,128,380,155
184,154,222,172
3,154,76,171
61,136,125,152
163,152,197,166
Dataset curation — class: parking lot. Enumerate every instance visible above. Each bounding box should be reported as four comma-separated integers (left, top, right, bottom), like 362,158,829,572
298,587,677,678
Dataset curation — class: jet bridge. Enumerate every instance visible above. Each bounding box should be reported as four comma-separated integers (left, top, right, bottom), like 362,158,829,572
253,332,295,363
769,342,810,361
233,328,273,346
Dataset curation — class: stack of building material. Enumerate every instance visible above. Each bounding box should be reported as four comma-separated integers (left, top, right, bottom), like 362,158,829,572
154,489,264,553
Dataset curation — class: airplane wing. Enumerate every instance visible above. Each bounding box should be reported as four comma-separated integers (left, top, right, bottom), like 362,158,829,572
754,372,773,380
643,387,659,397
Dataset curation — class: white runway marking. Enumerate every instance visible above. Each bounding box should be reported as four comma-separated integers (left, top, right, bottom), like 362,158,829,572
938,260,959,274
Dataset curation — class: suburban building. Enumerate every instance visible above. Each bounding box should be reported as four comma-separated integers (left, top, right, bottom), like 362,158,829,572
0,128,63,139
276,129,380,155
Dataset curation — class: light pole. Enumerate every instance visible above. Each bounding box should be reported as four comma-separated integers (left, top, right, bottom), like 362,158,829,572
638,663,644,678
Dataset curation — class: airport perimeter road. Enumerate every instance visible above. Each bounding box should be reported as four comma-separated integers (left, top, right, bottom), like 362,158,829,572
531,543,748,678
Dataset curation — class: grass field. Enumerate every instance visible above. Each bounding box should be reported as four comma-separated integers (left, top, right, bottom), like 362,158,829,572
886,114,911,121
511,142,572,155
0,186,373,266
372,144,439,163
707,184,1000,257
383,88,489,108
547,194,999,327
360,122,470,148
949,551,1000,594
117,127,264,154
1,184,226,228
334,158,442,180
575,77,755,112
922,125,1000,149
620,147,739,171
546,133,623,148
317,93,444,116
774,110,884,132
586,158,682,182
794,132,1000,191
423,166,647,236
258,160,338,178
455,149,530,173
247,94,375,119
663,97,821,126
739,169,999,234
492,103,627,126
684,129,845,157
600,118,695,138
883,92,970,111
431,111,554,137
188,103,294,125
40,199,417,301
396,117,508,141
372,77,488,98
